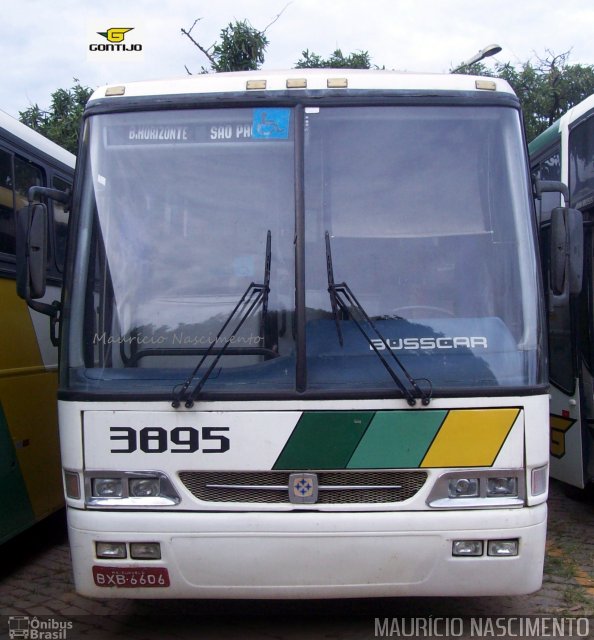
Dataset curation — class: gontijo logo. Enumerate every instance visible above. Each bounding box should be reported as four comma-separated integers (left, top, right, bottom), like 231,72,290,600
89,27,142,51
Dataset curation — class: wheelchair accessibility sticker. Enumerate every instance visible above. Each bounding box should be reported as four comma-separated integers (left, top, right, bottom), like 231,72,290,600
252,108,290,139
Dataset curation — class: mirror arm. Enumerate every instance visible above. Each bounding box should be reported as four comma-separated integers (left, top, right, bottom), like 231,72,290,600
28,185,71,205
26,300,61,347
534,179,569,204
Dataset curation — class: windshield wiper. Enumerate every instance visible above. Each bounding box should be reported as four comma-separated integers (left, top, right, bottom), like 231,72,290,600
325,231,431,406
172,230,271,408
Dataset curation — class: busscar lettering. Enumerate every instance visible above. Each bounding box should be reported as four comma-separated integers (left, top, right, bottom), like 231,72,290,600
371,336,489,351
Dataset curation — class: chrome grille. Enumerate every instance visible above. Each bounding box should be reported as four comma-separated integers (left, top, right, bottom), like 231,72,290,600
178,470,427,504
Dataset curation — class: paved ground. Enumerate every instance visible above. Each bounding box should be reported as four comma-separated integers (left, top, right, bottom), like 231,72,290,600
0,480,592,639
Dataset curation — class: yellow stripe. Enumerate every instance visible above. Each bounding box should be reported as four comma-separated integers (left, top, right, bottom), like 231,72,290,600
550,414,574,433
0,278,61,519
420,408,519,468
0,372,62,520
0,278,44,370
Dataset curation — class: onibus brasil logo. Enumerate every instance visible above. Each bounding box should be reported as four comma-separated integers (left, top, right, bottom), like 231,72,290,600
89,27,142,52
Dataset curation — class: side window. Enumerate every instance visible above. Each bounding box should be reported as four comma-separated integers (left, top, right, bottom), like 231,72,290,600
52,175,71,272
533,147,562,223
0,148,14,254
14,155,44,210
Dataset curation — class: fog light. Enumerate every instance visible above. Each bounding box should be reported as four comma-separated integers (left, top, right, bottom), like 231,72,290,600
129,477,160,497
130,542,161,560
487,477,518,497
448,478,479,498
64,471,81,499
487,539,519,556
92,478,123,497
531,465,548,496
96,542,127,559
452,540,483,556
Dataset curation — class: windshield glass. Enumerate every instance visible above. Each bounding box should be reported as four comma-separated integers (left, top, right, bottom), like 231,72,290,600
303,106,542,392
67,108,296,394
64,103,543,397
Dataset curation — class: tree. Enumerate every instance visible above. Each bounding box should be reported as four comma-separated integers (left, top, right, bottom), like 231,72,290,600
19,80,92,154
182,14,376,73
182,19,269,73
451,51,594,141
295,48,373,69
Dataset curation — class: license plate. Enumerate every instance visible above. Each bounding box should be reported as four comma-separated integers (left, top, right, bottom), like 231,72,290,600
93,566,170,588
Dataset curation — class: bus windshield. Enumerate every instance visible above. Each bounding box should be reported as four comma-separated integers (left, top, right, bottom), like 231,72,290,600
64,103,543,398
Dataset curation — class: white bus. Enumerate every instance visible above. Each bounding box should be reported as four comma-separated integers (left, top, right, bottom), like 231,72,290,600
0,110,75,543
530,94,594,491
19,70,549,597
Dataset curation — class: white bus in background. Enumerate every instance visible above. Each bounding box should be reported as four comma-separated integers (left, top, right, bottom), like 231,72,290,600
18,69,550,597
530,94,594,491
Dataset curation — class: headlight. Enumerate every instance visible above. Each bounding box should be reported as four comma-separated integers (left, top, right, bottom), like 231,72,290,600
92,478,123,497
96,541,127,559
452,540,483,556
129,477,161,497
85,471,181,507
486,477,518,497
448,478,479,498
487,539,519,556
130,542,161,560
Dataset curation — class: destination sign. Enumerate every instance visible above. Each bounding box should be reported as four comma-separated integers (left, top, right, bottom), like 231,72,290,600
106,108,292,146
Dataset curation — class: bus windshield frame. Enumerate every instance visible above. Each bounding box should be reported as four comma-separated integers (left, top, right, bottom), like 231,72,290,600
61,96,545,401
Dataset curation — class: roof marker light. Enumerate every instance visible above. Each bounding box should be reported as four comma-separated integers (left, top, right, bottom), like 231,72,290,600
246,79,267,90
105,86,126,97
287,78,307,89
327,78,348,89
475,80,496,91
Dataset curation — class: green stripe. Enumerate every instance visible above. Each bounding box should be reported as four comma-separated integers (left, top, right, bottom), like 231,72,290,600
273,412,374,470
0,401,36,543
347,410,447,469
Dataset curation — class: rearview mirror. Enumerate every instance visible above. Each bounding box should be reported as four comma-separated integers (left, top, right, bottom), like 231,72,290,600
550,206,583,305
16,203,48,300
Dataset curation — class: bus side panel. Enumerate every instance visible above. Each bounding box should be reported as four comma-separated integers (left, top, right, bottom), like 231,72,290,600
0,400,35,543
549,382,585,488
0,278,63,542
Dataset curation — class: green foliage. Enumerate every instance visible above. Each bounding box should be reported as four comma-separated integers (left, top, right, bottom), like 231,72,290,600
452,52,594,141
19,80,92,154
211,20,268,72
295,48,372,69
182,18,268,74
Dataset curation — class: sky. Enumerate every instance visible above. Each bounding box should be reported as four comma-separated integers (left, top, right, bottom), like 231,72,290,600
2,0,594,119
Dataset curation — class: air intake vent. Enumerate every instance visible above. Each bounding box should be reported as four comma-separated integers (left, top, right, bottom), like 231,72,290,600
179,470,427,505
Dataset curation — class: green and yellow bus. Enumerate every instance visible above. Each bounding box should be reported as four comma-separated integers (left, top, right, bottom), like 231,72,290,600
20,70,549,597
0,109,75,543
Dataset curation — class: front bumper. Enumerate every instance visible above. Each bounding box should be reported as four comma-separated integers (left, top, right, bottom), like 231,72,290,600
68,503,547,599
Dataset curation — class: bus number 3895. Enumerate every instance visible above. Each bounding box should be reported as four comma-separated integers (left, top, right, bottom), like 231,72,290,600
109,426,230,453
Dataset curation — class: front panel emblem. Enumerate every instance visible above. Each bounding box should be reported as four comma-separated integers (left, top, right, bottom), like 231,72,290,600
289,473,318,504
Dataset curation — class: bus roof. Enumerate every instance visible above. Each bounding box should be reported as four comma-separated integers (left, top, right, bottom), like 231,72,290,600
529,93,594,158
0,109,75,170
89,68,516,104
